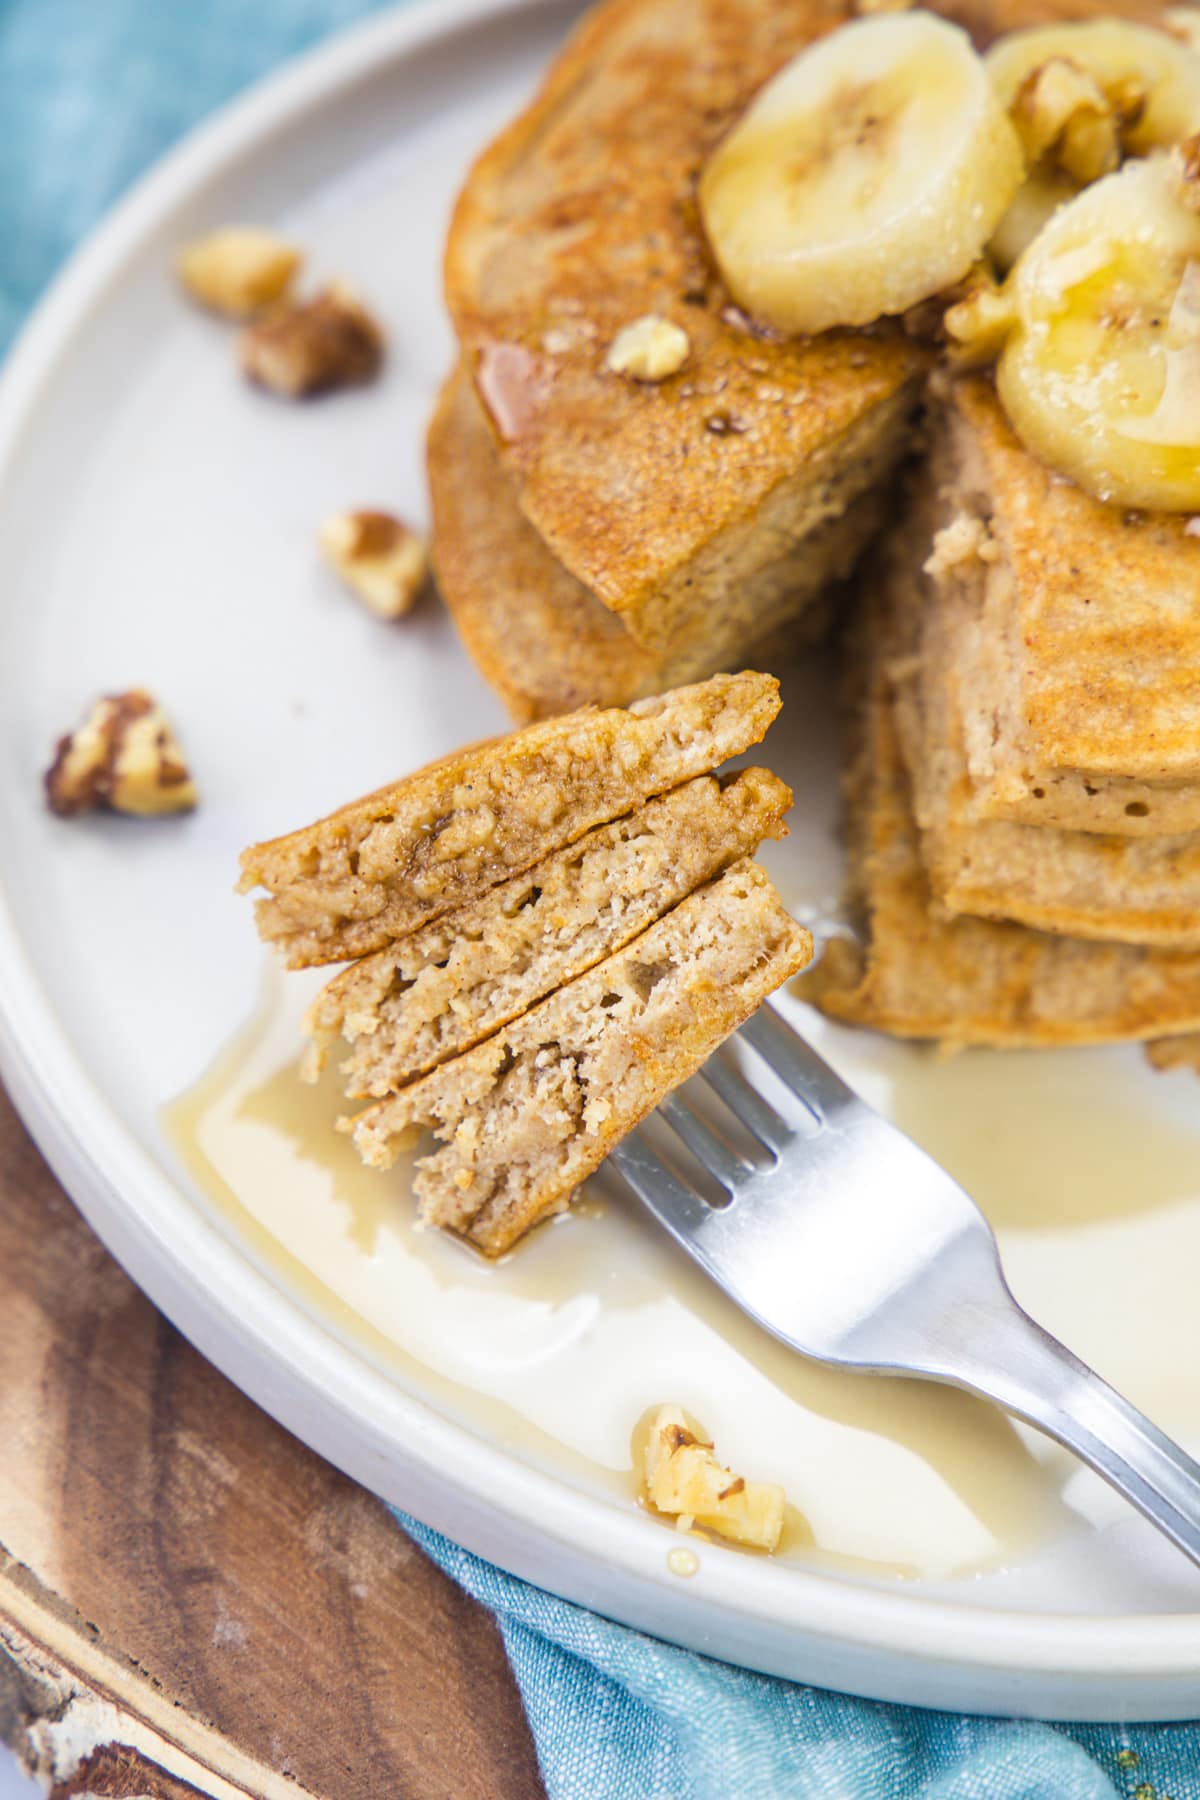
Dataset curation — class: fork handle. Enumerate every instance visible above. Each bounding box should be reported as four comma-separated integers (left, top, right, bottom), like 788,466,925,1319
964,1308,1200,1569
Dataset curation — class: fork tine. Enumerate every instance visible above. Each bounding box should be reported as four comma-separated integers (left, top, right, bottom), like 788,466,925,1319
739,1003,858,1119
698,1050,790,1156
657,1092,750,1190
608,1131,713,1234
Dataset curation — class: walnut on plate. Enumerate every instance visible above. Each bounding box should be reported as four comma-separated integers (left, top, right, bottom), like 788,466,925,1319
319,511,429,619
239,283,385,397
176,226,302,318
641,1404,785,1551
1011,57,1122,185
45,691,197,819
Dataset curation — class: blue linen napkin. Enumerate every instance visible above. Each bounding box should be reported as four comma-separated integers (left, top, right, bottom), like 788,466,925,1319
3,4,1199,1795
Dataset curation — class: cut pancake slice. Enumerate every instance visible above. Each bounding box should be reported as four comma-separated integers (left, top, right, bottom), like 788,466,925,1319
239,671,780,967
428,363,879,720
922,380,1200,830
802,634,1200,1051
445,0,927,654
347,860,812,1255
884,482,1200,949
305,767,792,1096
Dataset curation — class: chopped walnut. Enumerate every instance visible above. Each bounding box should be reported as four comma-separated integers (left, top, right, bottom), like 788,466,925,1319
1011,57,1121,185
45,692,197,819
1172,133,1200,214
943,267,1016,367
606,315,690,382
319,510,429,619
924,514,999,582
641,1404,785,1551
176,226,301,318
239,283,384,397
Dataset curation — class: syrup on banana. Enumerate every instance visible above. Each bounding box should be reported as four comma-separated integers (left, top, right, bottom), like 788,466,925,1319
997,155,1200,511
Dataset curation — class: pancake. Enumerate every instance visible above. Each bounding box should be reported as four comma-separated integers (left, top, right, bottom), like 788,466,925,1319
444,0,929,655
346,860,813,1255
801,622,1200,1050
922,380,1200,823
885,535,1200,950
303,766,791,1095
238,671,781,967
428,361,886,721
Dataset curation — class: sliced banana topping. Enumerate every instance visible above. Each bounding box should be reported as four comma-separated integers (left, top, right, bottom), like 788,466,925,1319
987,19,1200,269
698,11,1023,336
996,156,1200,511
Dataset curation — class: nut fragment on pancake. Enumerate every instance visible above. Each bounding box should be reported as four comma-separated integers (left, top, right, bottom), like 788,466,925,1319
45,691,197,818
942,271,1016,368
1009,57,1121,183
239,672,782,967
345,861,812,1254
320,511,429,619
923,513,998,581
305,767,791,1094
176,226,301,317
239,283,384,397
605,316,690,382
642,1405,785,1551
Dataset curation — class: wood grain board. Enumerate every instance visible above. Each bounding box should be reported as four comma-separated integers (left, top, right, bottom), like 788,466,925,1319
0,1083,545,1800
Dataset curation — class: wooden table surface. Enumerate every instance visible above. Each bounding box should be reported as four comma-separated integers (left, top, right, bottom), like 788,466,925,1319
0,1082,545,1800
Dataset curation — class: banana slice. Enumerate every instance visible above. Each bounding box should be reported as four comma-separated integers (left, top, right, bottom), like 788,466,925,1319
986,19,1200,269
996,156,1200,511
989,169,1076,271
698,11,1023,336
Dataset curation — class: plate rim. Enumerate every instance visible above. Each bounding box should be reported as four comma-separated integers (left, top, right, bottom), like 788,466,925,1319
0,0,1198,1718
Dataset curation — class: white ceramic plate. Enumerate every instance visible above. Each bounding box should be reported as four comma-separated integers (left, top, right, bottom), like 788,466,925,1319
3,0,1200,1721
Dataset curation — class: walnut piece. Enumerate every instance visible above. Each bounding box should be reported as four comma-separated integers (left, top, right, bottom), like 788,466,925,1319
319,510,429,619
943,267,1016,368
641,1404,785,1551
176,226,301,318
45,691,197,819
924,514,999,582
1011,57,1121,185
606,315,690,382
239,283,384,397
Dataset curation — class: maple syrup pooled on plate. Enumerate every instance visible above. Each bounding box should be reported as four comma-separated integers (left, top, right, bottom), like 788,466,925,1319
164,977,1200,1585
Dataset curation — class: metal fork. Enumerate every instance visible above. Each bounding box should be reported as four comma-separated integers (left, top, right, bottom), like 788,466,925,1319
610,1001,1200,1570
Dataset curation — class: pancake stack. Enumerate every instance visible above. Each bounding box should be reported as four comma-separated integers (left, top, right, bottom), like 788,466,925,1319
239,673,813,1253
805,380,1200,1051
428,0,929,723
